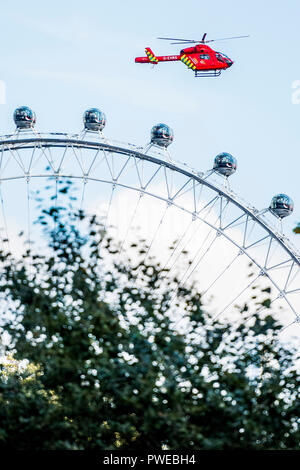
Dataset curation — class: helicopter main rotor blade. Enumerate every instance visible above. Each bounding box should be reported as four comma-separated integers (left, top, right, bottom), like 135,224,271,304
170,41,198,44
205,35,250,43
157,37,197,42
158,34,249,45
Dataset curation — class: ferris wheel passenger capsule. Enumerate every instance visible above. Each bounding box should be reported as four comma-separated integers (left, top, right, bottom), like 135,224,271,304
269,194,294,218
83,108,106,131
151,123,174,147
13,106,36,129
213,152,237,177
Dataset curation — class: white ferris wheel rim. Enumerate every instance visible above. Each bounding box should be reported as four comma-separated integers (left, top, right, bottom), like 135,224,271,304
0,132,299,328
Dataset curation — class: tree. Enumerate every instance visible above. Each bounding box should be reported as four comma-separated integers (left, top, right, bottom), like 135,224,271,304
293,224,300,234
0,183,299,450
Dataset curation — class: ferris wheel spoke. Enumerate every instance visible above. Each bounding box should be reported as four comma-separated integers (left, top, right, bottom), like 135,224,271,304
280,296,299,319
195,179,204,209
284,265,300,292
143,165,163,191
242,217,257,248
192,180,198,213
240,295,290,336
254,317,300,351
136,203,170,277
38,145,56,173
6,145,26,175
168,231,219,310
79,178,87,212
163,196,220,279
179,198,230,283
242,295,280,326
98,184,116,251
13,148,27,173
57,145,69,174
171,178,195,202
197,195,219,215
86,150,107,176
286,287,300,295
169,168,174,197
242,214,249,246
84,148,100,176
263,236,273,268
244,233,271,250
27,144,44,173
161,218,195,272
182,228,217,281
70,145,85,175
0,146,4,176
175,284,281,333
0,183,11,253
267,257,293,271
267,263,294,273
278,318,300,334
25,145,36,175
117,192,143,259
267,239,292,271
218,197,230,229
222,212,247,231
179,232,219,287
25,177,33,277
202,251,241,297
164,197,219,279
163,166,172,200
210,272,262,323
78,147,86,175
103,151,114,181
164,219,203,277
115,155,132,182
140,159,145,186
218,196,228,228
120,153,146,184
132,156,143,189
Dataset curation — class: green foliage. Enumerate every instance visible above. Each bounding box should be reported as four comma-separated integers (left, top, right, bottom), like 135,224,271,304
0,186,299,450
293,224,300,234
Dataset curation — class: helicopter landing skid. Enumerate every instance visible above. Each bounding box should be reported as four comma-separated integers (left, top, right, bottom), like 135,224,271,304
194,70,222,77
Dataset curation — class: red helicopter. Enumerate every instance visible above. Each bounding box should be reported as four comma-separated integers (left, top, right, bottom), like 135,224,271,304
135,33,249,77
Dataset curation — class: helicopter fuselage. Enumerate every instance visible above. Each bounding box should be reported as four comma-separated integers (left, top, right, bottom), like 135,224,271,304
135,44,233,77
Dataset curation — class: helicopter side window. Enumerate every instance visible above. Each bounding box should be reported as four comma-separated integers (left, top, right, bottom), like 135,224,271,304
200,54,210,60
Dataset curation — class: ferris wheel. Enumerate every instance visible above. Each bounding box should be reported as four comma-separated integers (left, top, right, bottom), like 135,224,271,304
0,105,299,337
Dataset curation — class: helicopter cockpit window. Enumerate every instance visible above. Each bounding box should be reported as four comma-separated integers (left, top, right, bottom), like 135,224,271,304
200,54,210,60
219,52,232,64
215,53,224,62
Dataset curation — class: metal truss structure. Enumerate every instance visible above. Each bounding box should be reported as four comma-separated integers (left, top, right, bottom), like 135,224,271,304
0,131,299,331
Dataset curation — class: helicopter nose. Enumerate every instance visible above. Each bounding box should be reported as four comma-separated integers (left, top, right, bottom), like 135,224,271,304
227,60,233,67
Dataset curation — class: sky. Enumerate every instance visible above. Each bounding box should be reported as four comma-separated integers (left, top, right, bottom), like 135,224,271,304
0,0,299,241
0,0,298,338
0,0,299,246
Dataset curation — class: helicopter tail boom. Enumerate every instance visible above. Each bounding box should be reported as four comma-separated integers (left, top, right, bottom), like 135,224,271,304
135,48,181,64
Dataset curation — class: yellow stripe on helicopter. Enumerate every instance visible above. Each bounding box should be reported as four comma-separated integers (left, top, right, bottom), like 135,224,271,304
181,54,196,71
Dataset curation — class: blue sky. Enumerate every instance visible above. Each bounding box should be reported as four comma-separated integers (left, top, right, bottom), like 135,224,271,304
0,0,299,246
